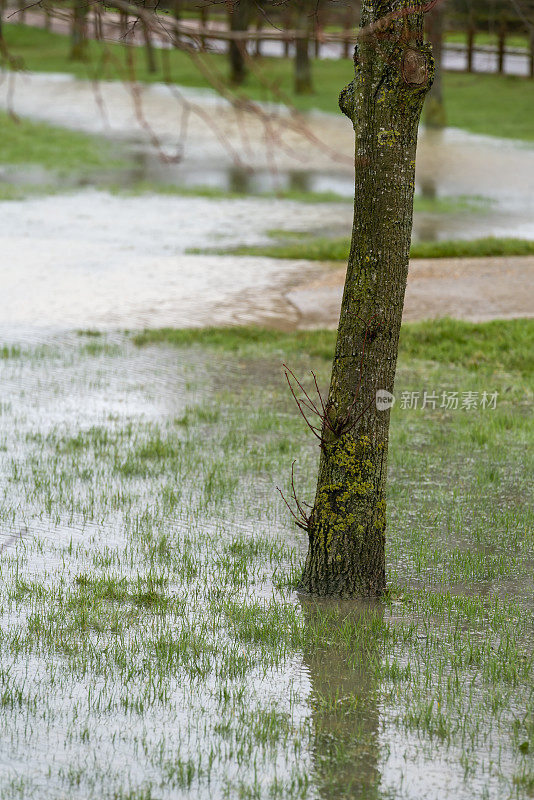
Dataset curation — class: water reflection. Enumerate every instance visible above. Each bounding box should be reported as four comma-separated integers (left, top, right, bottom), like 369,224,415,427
300,597,384,800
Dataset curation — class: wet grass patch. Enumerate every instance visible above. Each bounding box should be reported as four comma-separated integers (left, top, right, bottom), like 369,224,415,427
0,109,126,173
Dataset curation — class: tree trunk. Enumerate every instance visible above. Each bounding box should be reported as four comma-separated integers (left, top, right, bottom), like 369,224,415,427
142,19,157,73
120,10,128,39
172,0,180,48
229,0,251,85
466,24,474,73
70,0,88,61
299,2,433,597
294,0,312,94
424,0,445,128
497,21,506,75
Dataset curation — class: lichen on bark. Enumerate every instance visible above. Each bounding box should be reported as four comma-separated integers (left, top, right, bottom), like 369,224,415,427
299,1,434,598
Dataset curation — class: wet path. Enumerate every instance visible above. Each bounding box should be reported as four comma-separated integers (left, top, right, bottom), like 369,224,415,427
289,255,534,327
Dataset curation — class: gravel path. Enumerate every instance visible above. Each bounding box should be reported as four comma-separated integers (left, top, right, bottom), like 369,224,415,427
287,256,534,328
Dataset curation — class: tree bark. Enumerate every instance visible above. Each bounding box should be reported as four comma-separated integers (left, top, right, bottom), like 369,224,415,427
294,0,312,94
229,0,251,85
424,0,446,128
299,2,433,597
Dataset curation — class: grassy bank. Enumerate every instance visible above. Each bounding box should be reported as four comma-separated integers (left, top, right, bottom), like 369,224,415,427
0,319,531,798
133,317,534,375
0,108,129,199
0,110,124,171
191,233,534,261
4,23,534,141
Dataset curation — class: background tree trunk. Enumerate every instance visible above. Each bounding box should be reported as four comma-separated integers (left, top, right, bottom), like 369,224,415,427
172,0,181,48
294,0,313,94
300,2,433,597
70,0,88,61
142,17,157,73
424,0,446,128
229,0,251,85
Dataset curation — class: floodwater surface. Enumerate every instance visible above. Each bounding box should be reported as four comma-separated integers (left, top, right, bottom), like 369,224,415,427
1,189,532,333
2,71,534,239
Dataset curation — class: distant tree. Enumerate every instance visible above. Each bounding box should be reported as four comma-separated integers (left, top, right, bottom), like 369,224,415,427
70,0,88,60
229,0,252,84
425,0,446,127
294,0,313,94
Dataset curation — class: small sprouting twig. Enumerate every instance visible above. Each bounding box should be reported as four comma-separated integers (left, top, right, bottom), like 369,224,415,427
277,461,310,532
283,363,338,450
283,313,381,450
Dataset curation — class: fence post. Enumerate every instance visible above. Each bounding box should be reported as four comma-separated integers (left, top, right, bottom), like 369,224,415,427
254,13,261,57
314,6,320,58
343,6,352,59
530,31,534,78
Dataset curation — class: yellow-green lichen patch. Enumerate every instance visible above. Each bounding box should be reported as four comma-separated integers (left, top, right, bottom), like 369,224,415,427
312,434,385,559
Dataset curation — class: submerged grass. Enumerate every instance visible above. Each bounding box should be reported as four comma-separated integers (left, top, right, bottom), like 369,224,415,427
0,320,532,798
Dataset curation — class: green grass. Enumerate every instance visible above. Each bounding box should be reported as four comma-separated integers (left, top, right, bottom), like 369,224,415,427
199,233,534,261
444,30,530,48
4,23,534,141
132,318,534,376
0,321,532,797
0,109,125,171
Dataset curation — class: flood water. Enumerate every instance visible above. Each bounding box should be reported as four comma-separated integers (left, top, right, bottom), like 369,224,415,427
0,58,532,800
2,71,534,242
0,336,531,799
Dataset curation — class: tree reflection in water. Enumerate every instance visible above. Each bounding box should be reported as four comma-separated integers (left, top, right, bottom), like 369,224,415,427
300,597,385,800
